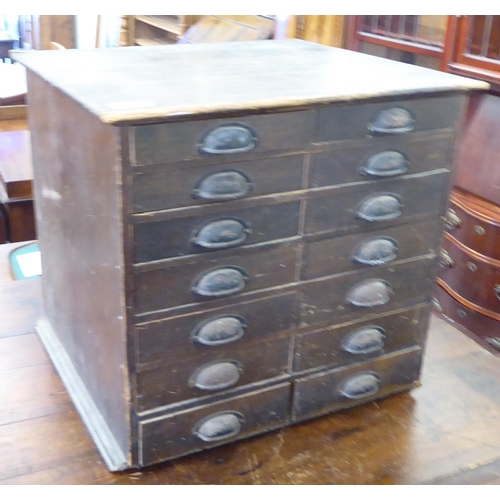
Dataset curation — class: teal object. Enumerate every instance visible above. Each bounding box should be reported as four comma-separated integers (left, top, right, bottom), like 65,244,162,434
9,242,41,280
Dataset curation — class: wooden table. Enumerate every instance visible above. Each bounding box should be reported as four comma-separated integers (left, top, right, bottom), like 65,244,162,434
0,127,36,242
1,239,500,484
0,63,27,106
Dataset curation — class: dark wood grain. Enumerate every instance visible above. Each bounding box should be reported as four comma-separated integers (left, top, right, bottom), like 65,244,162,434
0,130,33,199
132,154,304,212
134,201,300,262
26,70,130,457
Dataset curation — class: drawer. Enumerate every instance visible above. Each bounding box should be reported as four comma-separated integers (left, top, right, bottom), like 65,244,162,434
293,304,430,372
292,346,422,421
135,292,300,369
302,219,442,280
135,335,291,411
300,256,437,328
134,241,298,315
445,193,500,261
438,236,500,315
310,133,454,188
317,95,463,142
139,382,291,465
304,170,450,236
134,201,300,262
132,154,304,212
434,284,500,348
130,111,315,166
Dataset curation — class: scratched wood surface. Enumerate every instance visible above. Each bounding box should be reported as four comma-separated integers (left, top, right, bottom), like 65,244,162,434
0,239,500,484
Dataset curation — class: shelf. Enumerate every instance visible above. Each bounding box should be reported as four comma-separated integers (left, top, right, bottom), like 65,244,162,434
135,16,183,36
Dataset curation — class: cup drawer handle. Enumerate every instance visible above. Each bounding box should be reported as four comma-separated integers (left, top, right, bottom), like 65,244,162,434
357,194,402,222
342,327,386,355
367,107,415,135
360,150,409,177
193,411,245,442
438,249,455,269
340,372,381,399
192,170,252,201
191,218,251,249
191,315,247,346
191,267,248,298
198,124,258,155
352,237,398,266
346,279,392,308
495,284,500,301
444,208,461,231
189,360,242,391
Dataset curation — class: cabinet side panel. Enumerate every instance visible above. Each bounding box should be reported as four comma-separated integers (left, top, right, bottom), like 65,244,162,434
26,71,130,458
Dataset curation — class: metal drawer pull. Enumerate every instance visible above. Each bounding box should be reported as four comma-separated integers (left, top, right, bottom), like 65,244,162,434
191,315,247,346
191,218,251,249
367,107,415,135
342,326,386,355
357,194,402,222
360,150,409,177
431,297,444,313
352,237,398,266
495,284,500,301
193,411,245,442
340,372,382,400
444,208,461,231
191,267,248,298
346,279,392,308
198,124,258,155
486,337,500,351
189,360,242,391
438,249,455,268
193,170,252,201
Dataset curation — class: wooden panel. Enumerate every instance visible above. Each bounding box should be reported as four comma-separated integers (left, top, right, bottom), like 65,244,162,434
292,346,422,421
135,335,290,411
293,304,430,372
317,95,464,142
130,110,315,166
134,201,300,262
26,71,130,457
135,292,300,368
38,15,76,49
300,256,437,328
0,206,6,243
310,132,454,188
302,219,442,280
139,382,291,465
3,199,36,242
134,242,298,315
132,154,304,212
304,170,450,237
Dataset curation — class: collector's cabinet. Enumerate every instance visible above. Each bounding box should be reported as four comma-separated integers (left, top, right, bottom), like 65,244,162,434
13,40,487,470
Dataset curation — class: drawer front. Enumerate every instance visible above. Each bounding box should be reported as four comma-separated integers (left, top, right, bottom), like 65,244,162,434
134,201,300,262
135,292,300,369
135,336,291,411
438,237,500,314
300,256,437,328
434,284,500,346
317,95,463,143
130,111,315,166
310,133,453,188
132,155,304,212
293,304,430,372
139,382,291,465
445,199,500,262
134,242,298,315
304,170,450,236
302,219,442,280
292,346,422,421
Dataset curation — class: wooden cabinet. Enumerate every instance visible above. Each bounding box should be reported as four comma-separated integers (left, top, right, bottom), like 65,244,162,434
14,40,485,470
127,16,202,46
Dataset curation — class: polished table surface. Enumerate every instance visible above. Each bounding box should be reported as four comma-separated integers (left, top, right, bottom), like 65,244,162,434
1,241,500,485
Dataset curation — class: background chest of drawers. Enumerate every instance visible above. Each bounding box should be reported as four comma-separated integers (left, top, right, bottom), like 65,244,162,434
14,40,487,470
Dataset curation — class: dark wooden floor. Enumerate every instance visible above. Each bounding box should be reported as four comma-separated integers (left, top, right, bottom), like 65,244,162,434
2,241,500,485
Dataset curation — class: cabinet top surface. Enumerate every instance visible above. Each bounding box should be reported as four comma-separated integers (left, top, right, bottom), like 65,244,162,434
13,39,488,125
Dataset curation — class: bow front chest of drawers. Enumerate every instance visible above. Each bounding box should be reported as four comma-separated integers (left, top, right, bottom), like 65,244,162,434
14,40,488,470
